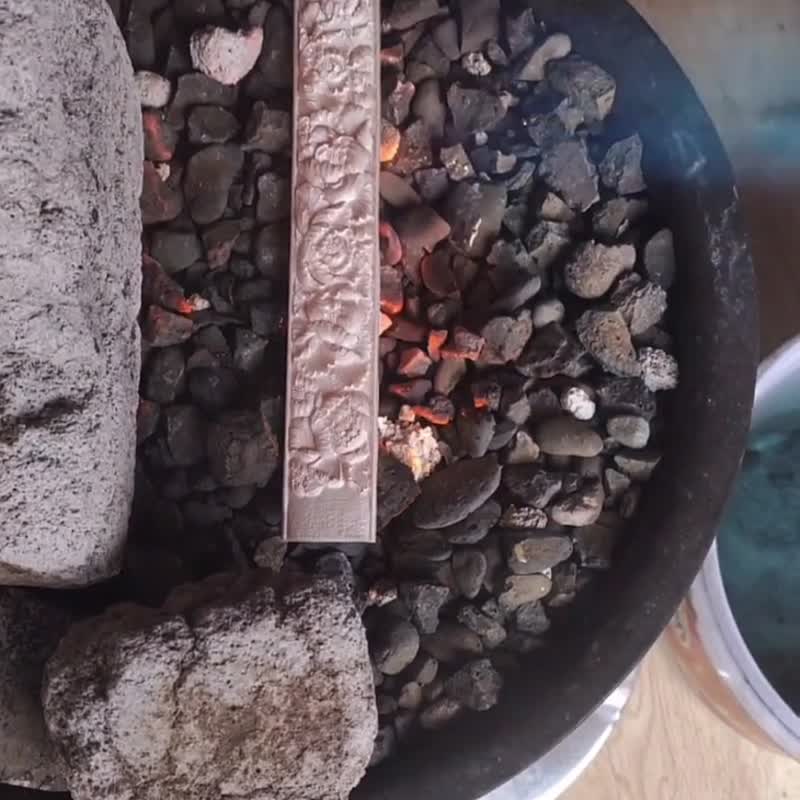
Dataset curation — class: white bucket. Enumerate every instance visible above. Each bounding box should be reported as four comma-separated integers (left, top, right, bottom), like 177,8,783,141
668,337,800,759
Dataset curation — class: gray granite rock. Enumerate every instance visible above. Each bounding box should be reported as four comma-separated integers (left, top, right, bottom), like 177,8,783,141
0,0,142,586
0,590,72,790
43,573,377,800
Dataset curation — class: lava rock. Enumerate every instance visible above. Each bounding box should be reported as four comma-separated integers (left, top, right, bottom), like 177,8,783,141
564,241,636,299
413,455,502,529
560,385,596,421
378,453,421,531
184,144,244,224
135,69,171,108
0,0,142,586
456,605,507,648
444,658,502,711
595,376,657,420
499,505,548,530
143,306,194,347
516,322,589,379
164,405,206,466
480,315,533,363
538,139,599,211
399,583,451,634
611,277,668,335
516,33,572,81
592,197,649,240
445,181,507,258
43,574,377,800
639,347,679,391
576,310,640,377
207,410,278,487
443,499,501,544
415,167,451,203
536,416,603,457
190,26,263,85
515,602,551,635
644,228,677,289
550,477,605,526
503,466,563,508
447,83,508,136
547,55,616,122
187,105,240,144
599,134,647,195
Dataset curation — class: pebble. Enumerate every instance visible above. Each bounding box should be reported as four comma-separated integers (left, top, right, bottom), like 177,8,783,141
434,358,467,395
576,309,640,377
190,26,264,85
573,522,620,569
188,366,240,412
144,346,185,404
536,416,603,457
150,229,202,273
242,101,291,153
644,228,677,288
399,583,451,634
419,696,463,730
452,549,488,599
393,529,452,563
443,498,501,544
457,408,496,458
206,410,278,487
252,536,286,572
532,298,565,328
547,54,616,122
457,605,507,649
507,535,573,574
599,134,647,195
421,621,484,663
638,347,679,391
164,405,206,466
187,105,240,144
592,197,649,240
135,70,171,108
515,602,551,635
614,448,662,481
413,455,503,529
369,725,397,766
516,33,572,81
184,143,244,224
505,430,541,465
447,83,508,138
404,653,439,686
607,415,650,448
398,682,424,710
564,241,636,299
372,619,421,676
498,574,552,612
444,659,503,711
480,315,533,363
612,277,668,335
503,465,563,508
445,181,508,258
499,505,548,530
550,477,605,526
560,385,596,421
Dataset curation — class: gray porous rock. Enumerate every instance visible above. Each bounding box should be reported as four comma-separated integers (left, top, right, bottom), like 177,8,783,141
42,573,377,800
0,0,142,586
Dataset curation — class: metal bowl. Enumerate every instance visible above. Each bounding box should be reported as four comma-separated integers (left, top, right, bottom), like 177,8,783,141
0,1,757,799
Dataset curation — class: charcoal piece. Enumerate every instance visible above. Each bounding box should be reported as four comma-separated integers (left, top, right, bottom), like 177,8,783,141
591,197,648,240
384,78,416,127
516,322,588,379
254,224,290,279
505,7,537,59
142,111,178,162
506,534,573,574
167,73,238,129
202,219,241,269
456,409,496,458
412,455,502,529
184,144,244,224
244,5,292,95
144,346,186,404
421,621,483,663
380,172,421,209
164,405,206,466
447,83,507,135
443,499,501,544
386,0,441,30
611,278,668,335
187,366,240,412
516,33,572,82
498,574,552,612
595,376,657,420
407,36,450,82
599,134,646,195
242,101,291,152
547,55,616,123
550,476,605,526
538,139,599,211
452,549,488,599
471,147,517,176
525,220,572,270
207,410,278,487
515,602,551,634
137,399,161,444
576,310,640,377
457,0,499,54
142,306,194,347
643,228,677,289
150,230,203,273
479,316,533,363
371,618,421,676
377,453,420,531
456,605,507,648
431,17,460,60
393,205,451,267
572,522,620,569
393,119,433,175
255,173,290,223
502,465,562,508
414,167,450,203
638,347,679,391
141,161,183,225
440,143,475,182
399,583,451,634
187,105,240,145
445,181,507,258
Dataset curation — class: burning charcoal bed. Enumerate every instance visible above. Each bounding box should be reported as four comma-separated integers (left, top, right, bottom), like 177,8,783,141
0,0,757,798
129,0,684,766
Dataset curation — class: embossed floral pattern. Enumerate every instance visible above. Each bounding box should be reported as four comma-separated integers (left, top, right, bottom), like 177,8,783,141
287,0,378,502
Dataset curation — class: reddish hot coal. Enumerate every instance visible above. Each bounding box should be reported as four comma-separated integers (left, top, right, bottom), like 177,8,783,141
125,0,679,765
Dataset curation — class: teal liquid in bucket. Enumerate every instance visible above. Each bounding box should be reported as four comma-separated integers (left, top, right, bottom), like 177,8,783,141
717,418,800,713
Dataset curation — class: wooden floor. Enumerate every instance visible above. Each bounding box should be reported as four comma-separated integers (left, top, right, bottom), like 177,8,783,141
565,0,800,797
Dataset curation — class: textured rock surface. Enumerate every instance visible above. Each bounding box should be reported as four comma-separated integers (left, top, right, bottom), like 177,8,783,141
43,573,377,800
0,0,142,586
0,590,72,790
